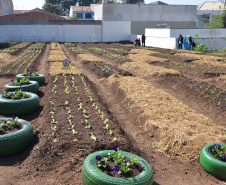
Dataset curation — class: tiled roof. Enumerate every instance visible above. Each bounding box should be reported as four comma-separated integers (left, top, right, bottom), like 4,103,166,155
72,6,93,12
197,2,225,10
14,10,29,14
0,11,66,20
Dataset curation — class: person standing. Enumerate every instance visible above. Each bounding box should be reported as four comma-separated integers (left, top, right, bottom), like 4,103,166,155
178,34,183,49
141,34,146,47
188,35,194,51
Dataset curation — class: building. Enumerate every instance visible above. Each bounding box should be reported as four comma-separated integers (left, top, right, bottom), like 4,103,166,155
0,8,66,21
69,6,94,20
197,1,225,28
0,0,14,15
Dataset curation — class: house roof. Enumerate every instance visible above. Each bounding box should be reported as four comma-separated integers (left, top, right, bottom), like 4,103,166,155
71,6,93,12
0,8,66,20
149,1,168,5
197,1,225,10
14,10,29,14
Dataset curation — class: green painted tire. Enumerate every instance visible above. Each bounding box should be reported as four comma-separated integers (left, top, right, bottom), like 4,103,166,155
82,150,154,185
0,118,33,156
0,92,39,115
200,144,226,180
4,81,39,94
16,74,45,85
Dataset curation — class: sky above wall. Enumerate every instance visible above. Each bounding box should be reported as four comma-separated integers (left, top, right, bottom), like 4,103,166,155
13,0,221,10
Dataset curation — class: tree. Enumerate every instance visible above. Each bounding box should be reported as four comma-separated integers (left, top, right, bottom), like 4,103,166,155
121,0,144,4
42,3,64,15
78,0,99,6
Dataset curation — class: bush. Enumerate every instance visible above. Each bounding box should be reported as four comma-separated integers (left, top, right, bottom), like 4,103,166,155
194,44,209,53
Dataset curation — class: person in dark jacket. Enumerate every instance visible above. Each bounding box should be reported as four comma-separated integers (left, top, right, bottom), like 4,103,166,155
178,34,183,49
141,34,146,47
188,35,195,51
135,38,141,47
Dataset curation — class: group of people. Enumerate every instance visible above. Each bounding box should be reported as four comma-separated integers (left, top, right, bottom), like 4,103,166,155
178,34,196,51
135,34,146,47
135,33,196,51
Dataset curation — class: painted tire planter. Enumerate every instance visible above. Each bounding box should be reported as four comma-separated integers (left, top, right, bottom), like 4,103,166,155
0,118,33,156
4,81,39,94
200,144,226,180
16,74,45,85
82,150,154,185
0,92,39,115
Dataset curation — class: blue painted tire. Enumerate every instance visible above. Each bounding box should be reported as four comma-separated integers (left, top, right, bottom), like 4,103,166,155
0,92,39,115
16,74,45,85
200,144,226,180
82,150,154,185
0,118,33,156
4,81,39,94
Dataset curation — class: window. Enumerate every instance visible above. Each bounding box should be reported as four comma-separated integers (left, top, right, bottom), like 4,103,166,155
76,13,83,19
85,13,92,19
202,14,210,22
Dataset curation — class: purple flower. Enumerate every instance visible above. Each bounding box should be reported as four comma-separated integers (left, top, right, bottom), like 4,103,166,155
96,155,102,161
27,69,29,71
11,79,14,82
20,88,23,91
35,70,38,72
220,156,226,162
100,160,105,165
10,93,13,96
124,163,127,166
112,165,121,173
4,91,6,94
214,144,221,149
12,115,15,120
19,72,21,74
212,150,217,155
111,145,117,151
29,76,31,79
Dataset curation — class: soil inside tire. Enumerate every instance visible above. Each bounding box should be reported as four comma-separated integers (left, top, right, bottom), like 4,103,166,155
0,120,23,135
98,157,143,178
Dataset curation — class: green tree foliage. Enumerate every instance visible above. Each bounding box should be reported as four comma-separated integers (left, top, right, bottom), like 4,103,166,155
42,3,64,15
203,6,226,28
121,0,144,4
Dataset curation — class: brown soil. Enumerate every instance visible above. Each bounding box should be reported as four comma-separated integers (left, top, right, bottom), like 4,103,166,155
0,43,225,185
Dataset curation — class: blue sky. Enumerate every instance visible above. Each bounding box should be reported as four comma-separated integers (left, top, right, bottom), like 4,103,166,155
13,0,220,10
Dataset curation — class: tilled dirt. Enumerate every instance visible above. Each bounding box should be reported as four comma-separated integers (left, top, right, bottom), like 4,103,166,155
0,43,225,185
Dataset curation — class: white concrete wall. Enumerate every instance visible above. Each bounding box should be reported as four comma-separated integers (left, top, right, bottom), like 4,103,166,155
102,21,131,42
100,4,197,22
0,25,103,43
145,28,226,50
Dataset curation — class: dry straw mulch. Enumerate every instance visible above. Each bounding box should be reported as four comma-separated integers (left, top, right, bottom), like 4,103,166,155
77,53,105,62
0,53,13,63
108,74,226,163
49,62,81,75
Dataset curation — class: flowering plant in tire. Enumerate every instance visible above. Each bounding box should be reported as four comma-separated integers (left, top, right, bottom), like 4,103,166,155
0,115,20,134
3,89,30,99
211,144,226,162
63,59,70,67
10,78,30,86
22,69,39,76
95,145,139,174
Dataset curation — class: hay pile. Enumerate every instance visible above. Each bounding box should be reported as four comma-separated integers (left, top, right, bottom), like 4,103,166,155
108,74,226,162
49,62,81,75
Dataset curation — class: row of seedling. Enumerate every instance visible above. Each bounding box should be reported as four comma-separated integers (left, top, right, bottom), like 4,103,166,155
79,75,117,141
0,42,32,54
168,60,225,74
89,47,131,63
49,75,59,143
168,75,226,108
156,52,197,61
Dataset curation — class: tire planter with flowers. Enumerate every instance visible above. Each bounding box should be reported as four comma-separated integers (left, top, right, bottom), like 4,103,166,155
0,92,39,115
82,150,154,185
0,118,33,156
16,74,45,85
4,80,39,94
200,144,226,180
